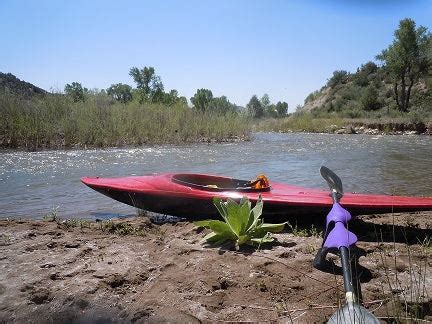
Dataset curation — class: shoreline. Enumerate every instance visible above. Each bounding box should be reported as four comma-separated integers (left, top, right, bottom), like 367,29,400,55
274,126,431,136
0,134,251,153
1,213,431,322
1,123,431,153
325,120,431,135
256,117,432,136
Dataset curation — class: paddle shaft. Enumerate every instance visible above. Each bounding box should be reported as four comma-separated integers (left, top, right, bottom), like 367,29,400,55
340,246,355,299
331,189,340,203
330,187,355,300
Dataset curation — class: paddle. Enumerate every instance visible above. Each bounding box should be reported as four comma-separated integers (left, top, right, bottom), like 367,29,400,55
315,166,379,324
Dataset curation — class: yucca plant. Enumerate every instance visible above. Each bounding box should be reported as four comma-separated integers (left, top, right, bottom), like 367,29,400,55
194,195,286,249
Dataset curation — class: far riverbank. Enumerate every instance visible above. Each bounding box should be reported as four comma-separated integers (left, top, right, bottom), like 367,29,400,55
3,115,432,152
0,94,251,151
2,88,432,152
255,115,432,136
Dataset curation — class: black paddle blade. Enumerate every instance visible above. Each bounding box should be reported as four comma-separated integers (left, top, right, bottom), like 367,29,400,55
320,166,344,196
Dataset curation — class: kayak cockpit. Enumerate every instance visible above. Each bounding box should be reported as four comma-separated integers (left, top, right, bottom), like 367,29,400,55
171,174,271,192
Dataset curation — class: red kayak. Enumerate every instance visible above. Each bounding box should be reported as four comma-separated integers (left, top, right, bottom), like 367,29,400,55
81,173,432,220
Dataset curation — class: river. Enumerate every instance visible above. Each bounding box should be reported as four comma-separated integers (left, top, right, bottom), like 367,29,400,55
1,132,431,219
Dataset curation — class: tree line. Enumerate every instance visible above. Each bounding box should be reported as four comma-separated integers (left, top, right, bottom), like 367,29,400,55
64,68,289,118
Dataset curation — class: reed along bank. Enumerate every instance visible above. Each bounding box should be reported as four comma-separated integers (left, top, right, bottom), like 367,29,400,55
0,93,250,150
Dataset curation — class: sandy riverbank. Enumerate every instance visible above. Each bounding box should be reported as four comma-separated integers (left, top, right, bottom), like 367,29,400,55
1,212,431,323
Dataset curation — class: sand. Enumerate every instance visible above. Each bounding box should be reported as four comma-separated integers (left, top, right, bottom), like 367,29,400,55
0,212,431,323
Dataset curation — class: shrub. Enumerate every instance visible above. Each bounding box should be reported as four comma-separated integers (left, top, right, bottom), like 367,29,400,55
361,86,382,111
195,196,285,250
327,70,349,88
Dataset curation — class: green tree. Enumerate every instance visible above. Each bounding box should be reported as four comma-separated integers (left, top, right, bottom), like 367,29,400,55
165,89,187,106
260,94,275,117
107,83,133,103
208,96,237,115
327,70,349,88
151,89,183,106
191,89,213,112
178,96,188,106
64,82,87,102
275,101,288,117
354,62,377,87
260,94,270,109
169,89,179,99
165,89,180,105
151,87,165,103
353,72,369,87
361,86,381,111
360,61,378,75
265,104,278,117
129,66,164,103
377,18,432,112
247,95,264,118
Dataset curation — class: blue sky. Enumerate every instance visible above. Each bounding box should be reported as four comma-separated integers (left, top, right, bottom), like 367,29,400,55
1,0,431,111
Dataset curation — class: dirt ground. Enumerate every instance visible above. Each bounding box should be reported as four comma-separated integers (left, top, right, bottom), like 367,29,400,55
0,212,431,323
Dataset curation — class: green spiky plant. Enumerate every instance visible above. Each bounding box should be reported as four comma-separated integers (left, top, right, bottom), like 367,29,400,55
194,195,286,249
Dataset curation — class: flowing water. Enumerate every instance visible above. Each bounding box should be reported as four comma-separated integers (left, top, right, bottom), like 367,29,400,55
1,133,431,219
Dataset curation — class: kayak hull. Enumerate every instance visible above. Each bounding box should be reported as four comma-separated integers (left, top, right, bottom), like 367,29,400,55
81,173,432,220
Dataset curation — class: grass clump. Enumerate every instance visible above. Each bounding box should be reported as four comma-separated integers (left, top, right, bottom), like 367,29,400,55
255,114,346,133
62,218,91,230
194,196,286,250
0,234,12,246
287,222,322,237
43,206,60,222
101,221,146,236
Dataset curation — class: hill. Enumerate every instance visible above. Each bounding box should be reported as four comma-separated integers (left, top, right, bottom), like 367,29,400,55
300,63,432,119
0,72,47,98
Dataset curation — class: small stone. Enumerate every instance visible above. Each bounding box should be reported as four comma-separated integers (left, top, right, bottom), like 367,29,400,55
65,242,80,248
47,241,58,248
29,288,52,304
279,251,295,259
86,286,98,294
50,273,61,280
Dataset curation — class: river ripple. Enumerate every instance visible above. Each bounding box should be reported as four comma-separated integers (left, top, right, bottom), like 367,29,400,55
0,133,431,219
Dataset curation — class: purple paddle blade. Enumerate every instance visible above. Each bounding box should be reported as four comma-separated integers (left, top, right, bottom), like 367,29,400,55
323,222,358,249
326,202,352,226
